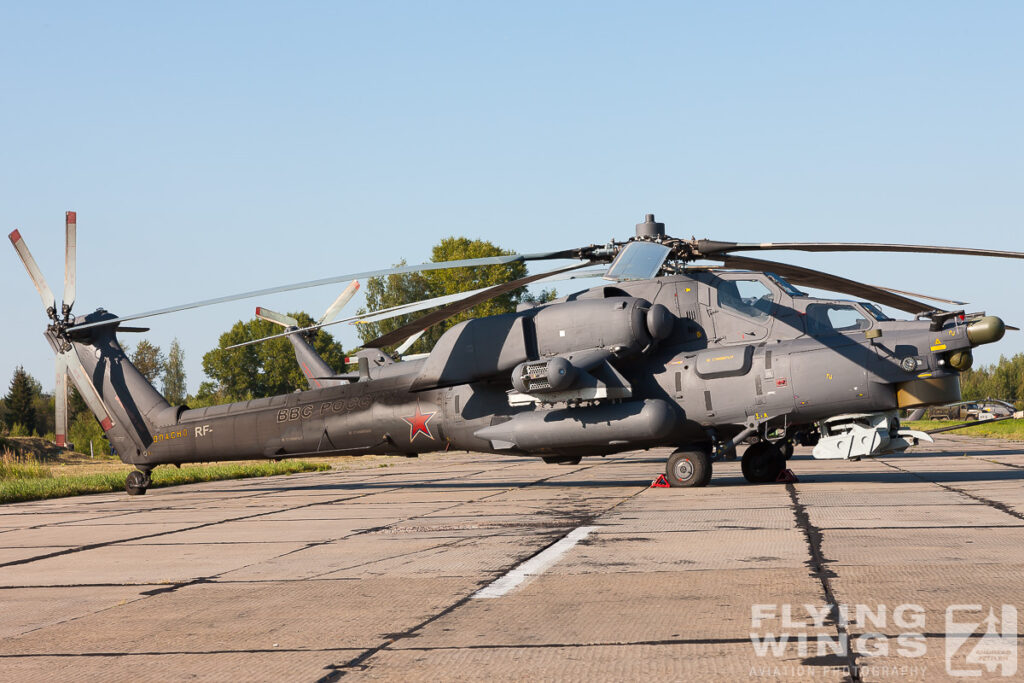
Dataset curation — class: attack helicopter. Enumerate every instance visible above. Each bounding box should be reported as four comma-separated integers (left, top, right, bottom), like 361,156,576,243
9,212,1022,495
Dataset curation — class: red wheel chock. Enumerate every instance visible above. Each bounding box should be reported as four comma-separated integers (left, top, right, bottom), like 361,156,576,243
650,474,671,488
776,469,799,483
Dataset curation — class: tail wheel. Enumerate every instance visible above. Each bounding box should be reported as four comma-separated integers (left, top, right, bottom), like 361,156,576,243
126,470,150,496
666,448,712,488
741,442,785,484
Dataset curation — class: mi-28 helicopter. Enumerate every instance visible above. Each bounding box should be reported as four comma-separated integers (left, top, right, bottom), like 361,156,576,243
10,212,1022,495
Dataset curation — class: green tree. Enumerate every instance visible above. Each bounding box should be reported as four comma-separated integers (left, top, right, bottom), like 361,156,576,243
32,392,55,437
68,412,111,456
990,354,1024,402
131,339,167,384
356,237,553,354
201,311,346,402
959,353,1024,405
4,366,39,435
67,385,89,425
186,381,228,409
163,338,187,404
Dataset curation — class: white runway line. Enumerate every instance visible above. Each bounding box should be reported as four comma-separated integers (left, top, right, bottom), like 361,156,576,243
472,525,599,599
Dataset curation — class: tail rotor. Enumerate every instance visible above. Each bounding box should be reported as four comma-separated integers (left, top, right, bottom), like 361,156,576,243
10,213,116,449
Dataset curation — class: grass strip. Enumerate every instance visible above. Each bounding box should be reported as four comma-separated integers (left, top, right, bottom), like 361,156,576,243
0,461,331,505
904,419,1024,440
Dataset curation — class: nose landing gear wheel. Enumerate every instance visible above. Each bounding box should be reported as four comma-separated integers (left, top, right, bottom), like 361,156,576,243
126,469,151,496
665,448,712,488
741,442,785,483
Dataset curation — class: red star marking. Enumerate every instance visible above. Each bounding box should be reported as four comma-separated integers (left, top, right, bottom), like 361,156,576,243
403,405,436,442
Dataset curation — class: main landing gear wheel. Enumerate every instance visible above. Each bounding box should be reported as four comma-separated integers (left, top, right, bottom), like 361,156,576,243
741,442,785,484
126,470,151,496
665,448,712,488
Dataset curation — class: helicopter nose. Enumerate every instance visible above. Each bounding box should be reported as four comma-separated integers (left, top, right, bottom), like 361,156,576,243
967,316,1006,346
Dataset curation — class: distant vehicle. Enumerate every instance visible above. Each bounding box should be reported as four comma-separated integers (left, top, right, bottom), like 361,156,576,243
927,399,1015,421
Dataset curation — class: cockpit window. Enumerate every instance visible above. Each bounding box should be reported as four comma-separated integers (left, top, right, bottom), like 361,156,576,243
764,272,806,297
806,304,870,334
718,279,774,321
860,302,891,321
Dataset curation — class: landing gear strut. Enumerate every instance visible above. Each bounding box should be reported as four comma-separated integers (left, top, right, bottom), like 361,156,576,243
665,447,713,488
126,468,152,496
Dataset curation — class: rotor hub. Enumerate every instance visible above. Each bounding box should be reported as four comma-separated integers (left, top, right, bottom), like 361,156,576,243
635,213,666,240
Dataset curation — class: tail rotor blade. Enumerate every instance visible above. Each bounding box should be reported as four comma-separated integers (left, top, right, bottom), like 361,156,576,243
61,352,114,431
63,211,77,315
8,229,57,315
55,360,68,448
318,281,360,325
255,307,299,328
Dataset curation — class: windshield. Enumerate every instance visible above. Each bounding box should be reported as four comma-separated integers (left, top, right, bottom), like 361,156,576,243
765,272,806,297
860,302,891,321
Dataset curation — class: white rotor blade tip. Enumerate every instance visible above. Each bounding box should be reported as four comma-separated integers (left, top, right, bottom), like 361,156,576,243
319,280,362,325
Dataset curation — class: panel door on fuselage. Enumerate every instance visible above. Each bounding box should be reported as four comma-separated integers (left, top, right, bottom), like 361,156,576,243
789,303,875,414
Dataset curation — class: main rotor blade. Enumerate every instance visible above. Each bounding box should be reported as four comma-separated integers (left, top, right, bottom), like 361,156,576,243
64,211,77,314
8,230,57,313
70,249,579,331
716,255,935,315
364,262,593,349
699,240,1024,261
395,330,426,356
227,282,500,350
59,352,114,431
318,281,360,325
875,286,966,307
55,363,68,448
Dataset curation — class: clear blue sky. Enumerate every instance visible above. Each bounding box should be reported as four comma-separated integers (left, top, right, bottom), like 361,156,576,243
2,2,1022,394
